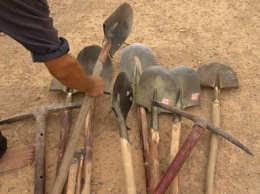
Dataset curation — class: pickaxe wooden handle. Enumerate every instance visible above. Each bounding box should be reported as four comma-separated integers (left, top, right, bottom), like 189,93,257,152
0,102,81,194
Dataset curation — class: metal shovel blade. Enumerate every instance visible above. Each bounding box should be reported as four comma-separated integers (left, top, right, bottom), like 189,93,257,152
111,72,133,120
103,3,133,56
119,43,157,84
77,45,113,93
136,66,178,114
170,65,201,109
198,62,239,89
49,78,78,94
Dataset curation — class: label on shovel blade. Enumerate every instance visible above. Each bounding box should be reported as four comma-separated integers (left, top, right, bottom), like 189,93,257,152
161,98,171,105
191,93,200,101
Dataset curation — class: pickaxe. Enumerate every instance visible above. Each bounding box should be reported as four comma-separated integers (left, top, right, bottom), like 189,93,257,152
0,102,81,194
151,100,253,194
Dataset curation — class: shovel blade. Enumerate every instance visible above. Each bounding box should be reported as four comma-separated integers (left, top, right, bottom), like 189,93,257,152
198,62,239,89
136,66,178,114
77,45,113,93
119,43,157,84
49,78,78,94
103,3,133,56
170,65,201,109
111,72,133,120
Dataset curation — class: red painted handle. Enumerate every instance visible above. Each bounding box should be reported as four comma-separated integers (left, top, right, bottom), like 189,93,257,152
153,125,204,194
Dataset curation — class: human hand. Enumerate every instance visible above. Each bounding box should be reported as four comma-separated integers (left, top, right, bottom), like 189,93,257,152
86,76,105,97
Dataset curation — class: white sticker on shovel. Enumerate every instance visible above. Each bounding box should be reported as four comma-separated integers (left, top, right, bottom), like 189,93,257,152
191,93,200,101
161,98,171,105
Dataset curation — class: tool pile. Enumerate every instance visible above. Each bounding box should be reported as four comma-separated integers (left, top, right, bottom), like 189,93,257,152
0,3,253,194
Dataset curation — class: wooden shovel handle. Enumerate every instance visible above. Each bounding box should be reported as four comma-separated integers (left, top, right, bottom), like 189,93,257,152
57,110,71,170
153,125,204,194
116,105,136,194
205,98,220,194
51,41,111,194
149,128,160,193
121,138,137,194
75,155,84,194
169,119,182,194
66,159,79,194
81,104,95,194
57,93,73,170
137,105,151,194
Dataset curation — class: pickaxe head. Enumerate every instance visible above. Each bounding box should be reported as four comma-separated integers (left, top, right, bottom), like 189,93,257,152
152,100,253,156
0,102,81,125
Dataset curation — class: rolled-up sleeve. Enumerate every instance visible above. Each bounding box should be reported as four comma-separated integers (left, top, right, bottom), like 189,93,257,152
0,0,70,62
32,37,69,62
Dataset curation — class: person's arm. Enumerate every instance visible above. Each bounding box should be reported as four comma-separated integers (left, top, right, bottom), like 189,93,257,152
44,53,104,97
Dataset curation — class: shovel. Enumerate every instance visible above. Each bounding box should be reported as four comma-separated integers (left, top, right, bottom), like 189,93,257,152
51,3,133,193
169,65,201,194
111,72,136,194
119,43,157,194
136,66,178,193
77,45,113,194
197,62,239,194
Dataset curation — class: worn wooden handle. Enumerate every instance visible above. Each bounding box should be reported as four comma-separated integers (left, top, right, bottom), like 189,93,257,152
51,41,111,194
57,110,71,171
121,138,137,194
153,125,204,194
81,104,95,194
169,120,182,194
51,95,94,194
138,105,151,194
149,128,160,193
75,155,84,194
205,98,220,194
66,159,79,194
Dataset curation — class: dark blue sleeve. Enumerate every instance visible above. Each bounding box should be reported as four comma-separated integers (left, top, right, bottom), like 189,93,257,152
0,0,70,62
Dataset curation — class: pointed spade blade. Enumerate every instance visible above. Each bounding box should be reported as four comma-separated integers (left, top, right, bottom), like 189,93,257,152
103,3,133,56
77,45,113,93
198,62,239,89
111,72,133,120
119,43,157,84
170,65,201,109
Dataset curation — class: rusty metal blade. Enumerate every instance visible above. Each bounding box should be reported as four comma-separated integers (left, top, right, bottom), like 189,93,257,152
170,65,201,109
198,62,239,89
136,66,178,114
103,3,133,56
49,78,78,94
111,72,133,120
77,45,113,93
119,43,157,84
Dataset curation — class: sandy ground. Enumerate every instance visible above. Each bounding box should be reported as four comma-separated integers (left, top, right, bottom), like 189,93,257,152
0,0,259,193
